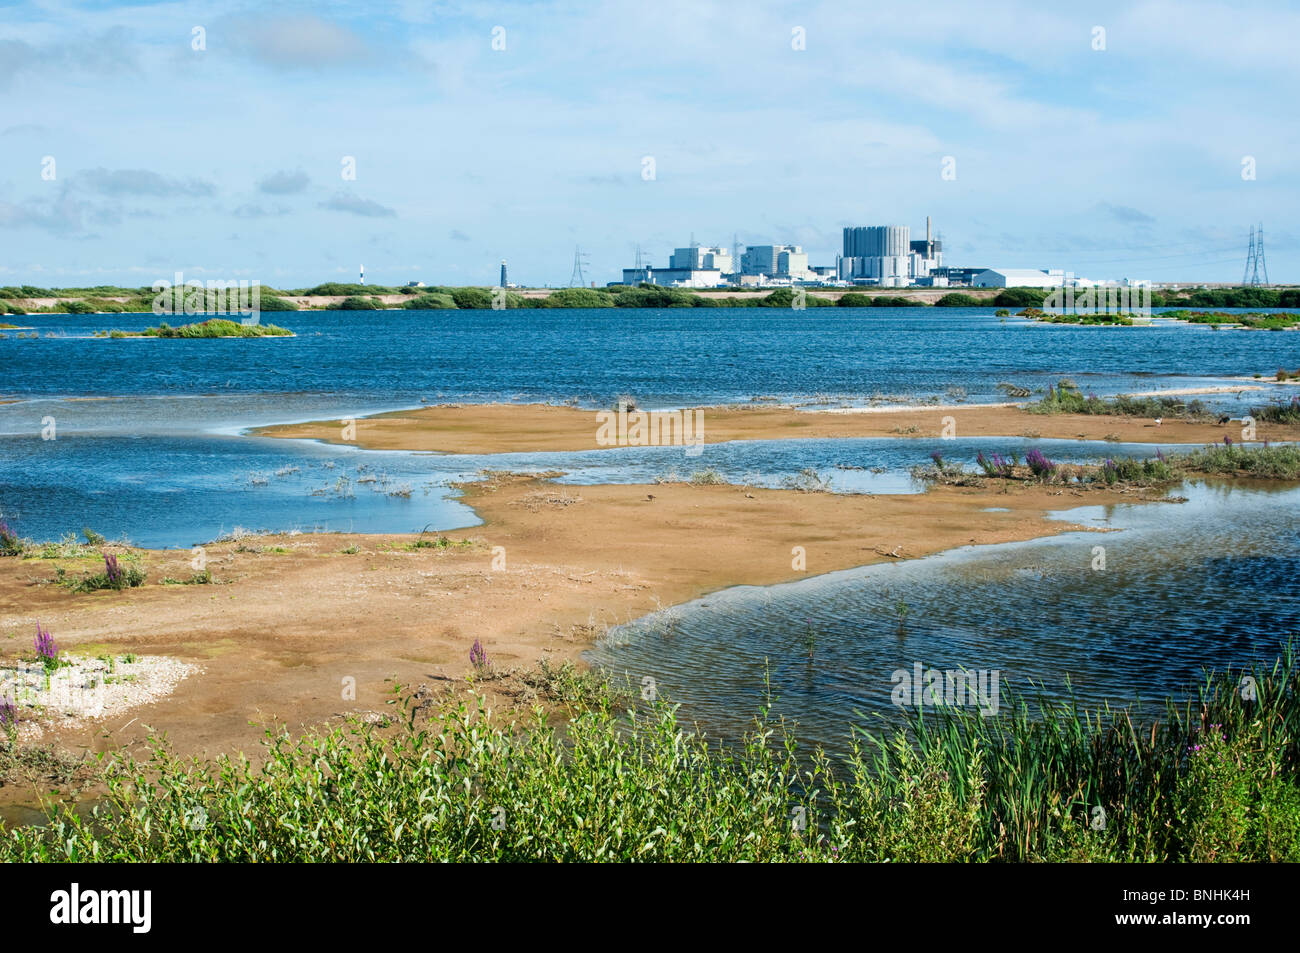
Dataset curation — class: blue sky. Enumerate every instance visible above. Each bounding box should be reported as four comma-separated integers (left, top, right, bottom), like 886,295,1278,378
1,0,1296,287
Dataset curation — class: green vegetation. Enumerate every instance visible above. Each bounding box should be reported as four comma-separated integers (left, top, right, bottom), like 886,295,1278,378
327,296,383,311
112,319,293,339
1024,379,1208,419
405,293,457,310
1178,443,1300,480
1251,398,1300,425
837,292,871,307
1021,307,1136,326
993,288,1050,308
3,649,1298,862
544,287,616,308
1163,310,1300,330
934,293,982,307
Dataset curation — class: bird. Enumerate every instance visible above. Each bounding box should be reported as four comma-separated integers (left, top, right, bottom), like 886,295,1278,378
1154,417,1163,426
646,493,655,501
1218,414,1232,425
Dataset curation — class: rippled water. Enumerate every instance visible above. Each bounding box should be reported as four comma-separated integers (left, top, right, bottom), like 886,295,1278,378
586,481,1300,757
0,431,1211,547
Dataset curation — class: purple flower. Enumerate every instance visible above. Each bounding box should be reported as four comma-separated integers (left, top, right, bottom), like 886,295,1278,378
1026,448,1056,478
469,639,490,671
34,621,58,668
1223,435,1233,446
104,552,123,586
0,695,16,728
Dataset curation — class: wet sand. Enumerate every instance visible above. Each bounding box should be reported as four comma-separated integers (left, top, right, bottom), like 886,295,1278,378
254,401,1300,453
0,473,1147,803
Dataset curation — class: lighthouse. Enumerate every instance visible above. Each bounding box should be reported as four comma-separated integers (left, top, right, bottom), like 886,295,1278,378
359,264,365,286
500,260,508,288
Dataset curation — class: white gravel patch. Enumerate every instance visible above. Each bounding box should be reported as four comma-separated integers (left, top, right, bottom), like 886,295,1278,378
1,652,200,741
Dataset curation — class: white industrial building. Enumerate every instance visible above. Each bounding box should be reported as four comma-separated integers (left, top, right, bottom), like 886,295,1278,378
971,269,1071,288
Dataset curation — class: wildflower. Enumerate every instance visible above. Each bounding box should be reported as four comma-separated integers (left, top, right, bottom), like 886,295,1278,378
35,622,58,670
469,639,490,671
104,552,123,586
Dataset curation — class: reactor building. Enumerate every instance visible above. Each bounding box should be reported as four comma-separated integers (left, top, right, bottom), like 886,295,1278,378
837,218,942,286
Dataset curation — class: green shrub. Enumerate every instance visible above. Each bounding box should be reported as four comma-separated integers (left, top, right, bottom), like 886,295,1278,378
544,288,615,308
329,296,380,311
405,293,457,310
992,288,1049,308
451,288,495,309
837,292,872,307
934,293,981,307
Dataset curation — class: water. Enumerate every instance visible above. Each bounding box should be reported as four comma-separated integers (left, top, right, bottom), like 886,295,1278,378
0,431,1220,548
3,307,1296,545
3,307,1296,411
587,480,1300,758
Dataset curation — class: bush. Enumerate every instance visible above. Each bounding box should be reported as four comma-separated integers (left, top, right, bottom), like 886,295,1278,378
544,288,615,308
405,293,457,310
257,296,298,312
451,288,495,309
0,521,23,556
758,288,834,308
934,293,981,307
837,292,872,307
992,288,1048,308
329,296,380,311
61,300,96,314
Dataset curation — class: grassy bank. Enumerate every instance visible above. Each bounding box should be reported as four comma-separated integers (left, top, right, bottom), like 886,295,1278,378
2,649,1297,862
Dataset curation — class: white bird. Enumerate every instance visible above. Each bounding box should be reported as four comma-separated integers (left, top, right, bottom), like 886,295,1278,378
1154,417,1163,426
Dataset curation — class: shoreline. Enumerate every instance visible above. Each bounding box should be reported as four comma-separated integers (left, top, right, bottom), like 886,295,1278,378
0,472,1153,804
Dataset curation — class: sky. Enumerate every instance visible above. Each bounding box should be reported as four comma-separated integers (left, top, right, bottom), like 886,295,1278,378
0,0,1297,288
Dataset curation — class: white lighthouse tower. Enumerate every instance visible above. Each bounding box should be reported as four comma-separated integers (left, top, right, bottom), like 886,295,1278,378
359,264,365,286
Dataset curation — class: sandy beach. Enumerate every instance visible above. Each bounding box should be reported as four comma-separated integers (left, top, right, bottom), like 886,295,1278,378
254,400,1300,453
0,470,1153,804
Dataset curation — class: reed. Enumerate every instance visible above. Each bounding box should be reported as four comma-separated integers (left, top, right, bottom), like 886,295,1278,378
2,648,1297,862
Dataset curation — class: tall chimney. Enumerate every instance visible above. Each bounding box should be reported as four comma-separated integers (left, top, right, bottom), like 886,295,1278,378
926,216,932,243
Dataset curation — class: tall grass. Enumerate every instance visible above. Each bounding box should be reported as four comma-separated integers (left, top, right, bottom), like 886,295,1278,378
3,649,1298,862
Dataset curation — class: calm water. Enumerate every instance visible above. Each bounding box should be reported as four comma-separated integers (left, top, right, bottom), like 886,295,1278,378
2,307,1296,544
587,481,1300,757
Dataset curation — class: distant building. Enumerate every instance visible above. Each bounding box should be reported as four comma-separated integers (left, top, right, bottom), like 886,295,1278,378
838,218,942,285
738,244,816,280
500,260,508,288
620,267,724,288
970,268,1065,288
406,281,426,288
928,266,987,286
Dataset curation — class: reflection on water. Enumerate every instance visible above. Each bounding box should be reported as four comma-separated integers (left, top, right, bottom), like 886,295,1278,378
586,481,1300,759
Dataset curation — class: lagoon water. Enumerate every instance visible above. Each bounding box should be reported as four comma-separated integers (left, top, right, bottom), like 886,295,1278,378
586,481,1300,757
2,307,1298,727
2,306,1297,545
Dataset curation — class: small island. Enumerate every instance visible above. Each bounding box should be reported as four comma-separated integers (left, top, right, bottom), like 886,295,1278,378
105,319,294,339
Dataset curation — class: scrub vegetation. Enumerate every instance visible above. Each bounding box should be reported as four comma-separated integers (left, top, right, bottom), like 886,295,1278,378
2,649,1296,862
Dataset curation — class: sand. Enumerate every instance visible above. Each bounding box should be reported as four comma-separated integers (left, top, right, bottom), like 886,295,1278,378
254,401,1300,454
0,473,1152,802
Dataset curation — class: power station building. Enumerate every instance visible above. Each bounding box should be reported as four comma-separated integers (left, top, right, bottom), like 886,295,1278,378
837,218,942,286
